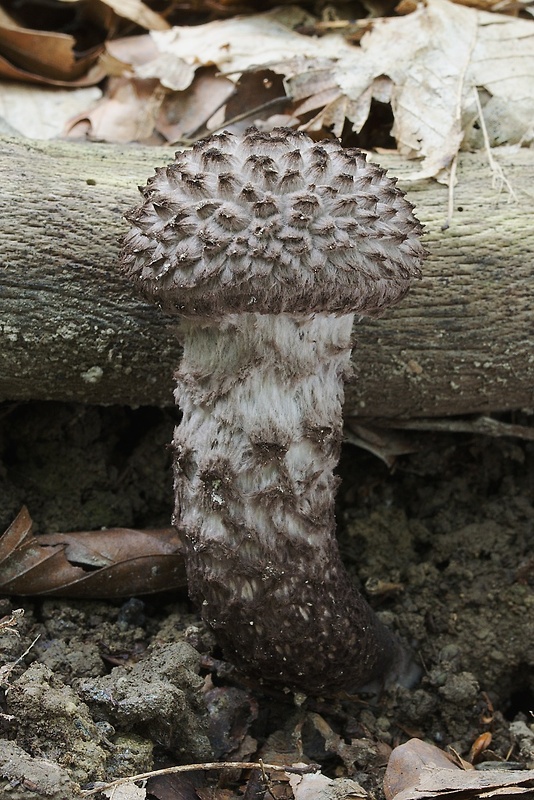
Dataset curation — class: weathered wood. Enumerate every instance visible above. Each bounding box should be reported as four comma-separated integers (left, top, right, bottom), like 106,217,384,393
0,136,532,417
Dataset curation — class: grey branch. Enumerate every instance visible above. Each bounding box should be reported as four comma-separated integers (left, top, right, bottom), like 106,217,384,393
1,136,532,417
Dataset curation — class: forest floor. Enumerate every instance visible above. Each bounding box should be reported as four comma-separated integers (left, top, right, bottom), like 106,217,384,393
0,401,533,799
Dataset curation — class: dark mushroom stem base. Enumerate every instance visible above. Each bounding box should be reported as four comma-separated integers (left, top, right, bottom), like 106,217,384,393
174,311,406,693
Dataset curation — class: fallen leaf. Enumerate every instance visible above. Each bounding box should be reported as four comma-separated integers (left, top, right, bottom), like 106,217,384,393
157,69,235,143
0,5,105,85
104,34,160,73
0,507,186,598
0,49,105,87
384,738,534,799
134,1,534,177
67,77,165,142
98,0,170,31
0,83,101,139
344,422,420,467
147,771,205,800
135,8,344,92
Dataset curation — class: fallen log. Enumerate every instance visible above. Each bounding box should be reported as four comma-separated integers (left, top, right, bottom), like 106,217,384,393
0,136,532,418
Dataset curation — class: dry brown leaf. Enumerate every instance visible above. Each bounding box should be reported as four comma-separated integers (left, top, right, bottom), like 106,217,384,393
0,47,105,87
147,770,205,800
67,77,165,142
97,0,170,31
104,34,160,73
0,6,105,85
66,63,237,144
221,69,289,130
384,738,534,799
157,69,235,143
344,423,420,467
0,507,186,598
0,52,105,86
134,1,534,178
135,7,338,92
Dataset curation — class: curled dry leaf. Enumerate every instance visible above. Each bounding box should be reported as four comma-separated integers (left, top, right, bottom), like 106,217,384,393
344,422,420,468
0,507,186,598
104,34,160,74
0,0,166,88
96,0,170,31
0,5,105,86
384,738,534,800
156,70,235,143
135,8,345,92
345,414,534,467
66,67,236,143
67,77,165,142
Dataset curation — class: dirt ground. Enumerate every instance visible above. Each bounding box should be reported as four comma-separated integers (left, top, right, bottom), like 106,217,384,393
0,401,533,798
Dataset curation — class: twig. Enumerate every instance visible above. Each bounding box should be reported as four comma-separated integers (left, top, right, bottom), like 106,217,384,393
81,760,319,797
370,414,534,441
473,87,517,202
0,632,41,687
177,96,290,146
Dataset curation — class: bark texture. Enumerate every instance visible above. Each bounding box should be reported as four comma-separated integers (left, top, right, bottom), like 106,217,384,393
173,313,406,692
1,135,533,417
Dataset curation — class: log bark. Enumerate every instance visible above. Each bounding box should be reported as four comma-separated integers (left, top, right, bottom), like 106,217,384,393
0,136,532,418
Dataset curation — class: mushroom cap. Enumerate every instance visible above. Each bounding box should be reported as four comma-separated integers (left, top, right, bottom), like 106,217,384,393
120,128,426,317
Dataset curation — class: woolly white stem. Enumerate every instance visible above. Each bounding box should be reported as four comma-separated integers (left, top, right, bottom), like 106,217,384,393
173,312,403,692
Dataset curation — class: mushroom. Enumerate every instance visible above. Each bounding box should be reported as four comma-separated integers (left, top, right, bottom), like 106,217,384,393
120,128,426,694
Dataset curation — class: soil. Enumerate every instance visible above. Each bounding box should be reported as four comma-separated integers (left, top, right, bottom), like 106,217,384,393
0,401,533,798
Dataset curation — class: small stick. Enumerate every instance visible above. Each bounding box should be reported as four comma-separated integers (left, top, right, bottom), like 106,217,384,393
473,87,516,201
81,760,319,797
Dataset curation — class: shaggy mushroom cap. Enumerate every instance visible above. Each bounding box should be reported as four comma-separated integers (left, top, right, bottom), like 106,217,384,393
120,127,425,317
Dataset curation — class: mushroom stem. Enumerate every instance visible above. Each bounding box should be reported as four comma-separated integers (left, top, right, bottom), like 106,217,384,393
174,311,406,693
120,127,426,693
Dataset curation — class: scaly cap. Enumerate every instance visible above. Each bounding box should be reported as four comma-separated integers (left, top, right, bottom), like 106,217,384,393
120,128,425,317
